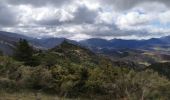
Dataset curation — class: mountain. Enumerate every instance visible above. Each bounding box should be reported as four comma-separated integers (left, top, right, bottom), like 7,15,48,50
50,40,97,62
80,38,113,48
79,37,170,57
0,31,32,55
0,31,74,55
160,36,170,43
35,40,110,68
30,38,65,49
0,31,31,41
80,38,167,50
34,38,80,49
79,37,170,66
1,30,170,60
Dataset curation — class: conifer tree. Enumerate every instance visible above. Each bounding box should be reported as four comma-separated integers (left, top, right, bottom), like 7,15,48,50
14,39,39,66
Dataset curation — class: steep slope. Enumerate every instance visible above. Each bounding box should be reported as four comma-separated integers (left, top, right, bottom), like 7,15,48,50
36,40,103,67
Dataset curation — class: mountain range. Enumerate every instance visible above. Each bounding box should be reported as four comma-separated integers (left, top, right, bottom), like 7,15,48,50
0,31,170,55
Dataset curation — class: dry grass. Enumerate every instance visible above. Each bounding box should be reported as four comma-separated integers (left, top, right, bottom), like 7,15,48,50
0,92,81,100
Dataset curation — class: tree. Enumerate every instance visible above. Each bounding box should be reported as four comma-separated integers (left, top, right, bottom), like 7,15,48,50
14,39,39,66
0,50,3,56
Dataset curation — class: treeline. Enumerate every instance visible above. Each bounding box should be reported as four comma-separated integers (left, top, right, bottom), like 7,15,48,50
0,39,170,99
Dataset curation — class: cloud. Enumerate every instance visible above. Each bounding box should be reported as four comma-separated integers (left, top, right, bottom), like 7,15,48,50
69,33,92,41
159,11,170,24
116,11,153,29
34,7,74,26
1,0,170,40
15,4,98,26
0,3,19,26
4,0,73,7
99,0,170,10
72,5,98,24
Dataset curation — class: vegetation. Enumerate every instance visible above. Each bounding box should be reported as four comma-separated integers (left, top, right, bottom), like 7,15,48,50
0,50,3,56
13,39,39,66
0,92,74,100
0,40,170,99
149,62,170,79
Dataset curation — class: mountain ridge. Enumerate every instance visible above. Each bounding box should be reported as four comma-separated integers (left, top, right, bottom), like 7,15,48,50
0,31,170,55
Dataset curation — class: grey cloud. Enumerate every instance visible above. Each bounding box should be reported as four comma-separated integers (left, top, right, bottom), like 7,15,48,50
72,6,98,24
4,0,170,10
99,0,170,10
0,0,169,40
0,3,18,26
79,23,152,38
36,19,63,26
4,0,73,7
2,22,164,40
34,5,98,26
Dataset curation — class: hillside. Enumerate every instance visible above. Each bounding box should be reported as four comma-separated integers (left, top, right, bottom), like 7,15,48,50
1,39,170,99
35,40,110,68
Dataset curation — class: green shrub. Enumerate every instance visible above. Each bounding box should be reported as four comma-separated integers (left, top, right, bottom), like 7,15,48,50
24,66,52,90
0,78,17,91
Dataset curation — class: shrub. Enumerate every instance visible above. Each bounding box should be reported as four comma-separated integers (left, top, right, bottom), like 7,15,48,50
0,78,17,91
24,66,52,90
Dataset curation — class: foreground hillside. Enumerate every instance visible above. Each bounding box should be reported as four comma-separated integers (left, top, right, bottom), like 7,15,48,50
0,40,170,100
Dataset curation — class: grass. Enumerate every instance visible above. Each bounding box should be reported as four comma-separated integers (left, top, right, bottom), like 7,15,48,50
0,92,84,100
0,91,115,100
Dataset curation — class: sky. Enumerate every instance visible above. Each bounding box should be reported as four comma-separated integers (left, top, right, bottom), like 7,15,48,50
1,0,170,41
